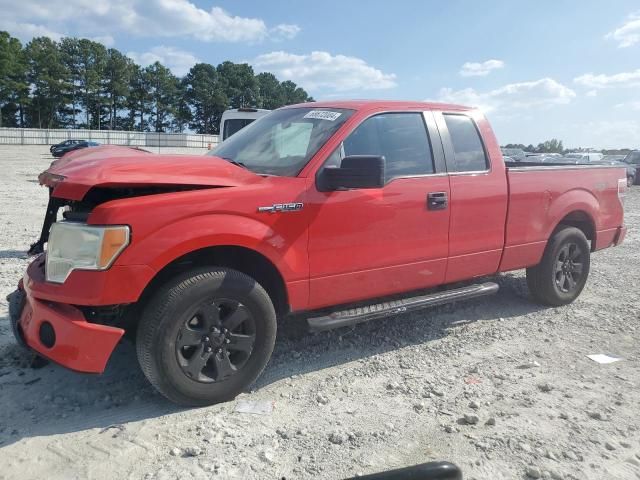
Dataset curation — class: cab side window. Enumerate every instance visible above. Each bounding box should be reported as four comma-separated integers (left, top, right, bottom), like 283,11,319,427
443,114,488,172
327,112,435,180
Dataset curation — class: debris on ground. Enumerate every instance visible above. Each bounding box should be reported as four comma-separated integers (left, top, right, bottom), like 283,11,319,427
586,354,623,364
234,399,274,415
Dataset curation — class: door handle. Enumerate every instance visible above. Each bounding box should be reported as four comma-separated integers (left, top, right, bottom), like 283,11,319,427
427,192,448,210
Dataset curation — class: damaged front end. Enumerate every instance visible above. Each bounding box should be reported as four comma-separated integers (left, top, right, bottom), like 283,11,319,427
28,183,210,255
28,147,259,255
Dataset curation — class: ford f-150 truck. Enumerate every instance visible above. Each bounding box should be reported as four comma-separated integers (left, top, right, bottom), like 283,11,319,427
7,101,627,406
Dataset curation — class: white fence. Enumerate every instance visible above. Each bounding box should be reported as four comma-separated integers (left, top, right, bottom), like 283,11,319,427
0,128,219,148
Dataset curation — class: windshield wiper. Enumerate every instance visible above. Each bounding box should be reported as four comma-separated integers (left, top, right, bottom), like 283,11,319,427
218,156,250,170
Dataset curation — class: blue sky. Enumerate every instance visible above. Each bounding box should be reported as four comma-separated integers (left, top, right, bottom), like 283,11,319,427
1,0,639,148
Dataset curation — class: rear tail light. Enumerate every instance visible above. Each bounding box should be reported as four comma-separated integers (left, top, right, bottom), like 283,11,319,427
618,178,627,209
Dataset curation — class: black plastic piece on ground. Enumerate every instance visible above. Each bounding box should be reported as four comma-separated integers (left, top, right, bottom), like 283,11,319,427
29,354,50,370
343,461,463,480
307,282,499,332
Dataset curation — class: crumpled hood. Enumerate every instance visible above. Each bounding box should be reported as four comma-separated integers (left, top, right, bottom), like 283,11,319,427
41,145,261,200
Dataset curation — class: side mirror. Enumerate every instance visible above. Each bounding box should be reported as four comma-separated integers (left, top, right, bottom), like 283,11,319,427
320,155,385,191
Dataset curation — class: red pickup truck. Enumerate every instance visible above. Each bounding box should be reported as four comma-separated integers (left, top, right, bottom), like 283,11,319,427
8,101,627,406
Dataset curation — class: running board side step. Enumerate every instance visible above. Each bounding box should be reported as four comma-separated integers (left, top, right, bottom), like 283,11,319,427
307,282,499,332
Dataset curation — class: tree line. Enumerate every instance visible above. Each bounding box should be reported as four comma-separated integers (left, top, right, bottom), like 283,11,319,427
502,139,565,154
0,32,313,133
502,140,633,155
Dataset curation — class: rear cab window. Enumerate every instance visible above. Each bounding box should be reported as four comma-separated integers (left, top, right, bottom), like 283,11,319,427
443,114,489,172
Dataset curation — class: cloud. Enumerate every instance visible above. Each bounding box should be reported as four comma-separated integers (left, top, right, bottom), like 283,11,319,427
574,69,640,89
0,21,64,41
252,51,397,93
575,120,640,149
615,101,640,111
586,90,598,97
0,0,300,43
127,46,200,76
459,59,505,77
88,35,115,47
269,24,301,41
437,78,576,113
605,11,640,48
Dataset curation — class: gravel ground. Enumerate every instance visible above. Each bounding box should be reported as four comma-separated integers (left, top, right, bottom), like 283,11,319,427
0,145,639,480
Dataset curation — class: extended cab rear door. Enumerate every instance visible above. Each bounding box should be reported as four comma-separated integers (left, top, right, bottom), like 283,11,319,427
433,111,508,283
306,110,451,309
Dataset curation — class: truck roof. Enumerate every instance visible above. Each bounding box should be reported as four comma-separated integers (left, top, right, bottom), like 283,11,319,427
282,99,472,112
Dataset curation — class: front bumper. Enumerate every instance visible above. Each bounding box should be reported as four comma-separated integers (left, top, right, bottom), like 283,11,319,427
7,269,125,374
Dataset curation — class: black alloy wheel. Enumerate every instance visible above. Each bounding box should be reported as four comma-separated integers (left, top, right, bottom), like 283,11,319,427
175,298,256,383
136,268,277,406
553,242,585,294
526,226,591,306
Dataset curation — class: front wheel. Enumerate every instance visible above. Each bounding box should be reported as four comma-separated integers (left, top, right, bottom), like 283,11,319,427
136,268,276,406
526,227,591,306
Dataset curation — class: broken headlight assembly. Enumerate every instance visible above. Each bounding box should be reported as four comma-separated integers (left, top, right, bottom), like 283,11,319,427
45,221,130,283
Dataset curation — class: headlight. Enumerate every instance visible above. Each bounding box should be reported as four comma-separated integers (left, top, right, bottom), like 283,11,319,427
46,222,130,283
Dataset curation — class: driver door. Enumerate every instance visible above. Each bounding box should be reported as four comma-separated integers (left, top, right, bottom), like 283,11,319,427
306,111,451,310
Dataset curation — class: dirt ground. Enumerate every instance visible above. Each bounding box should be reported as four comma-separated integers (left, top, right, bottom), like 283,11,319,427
0,145,638,480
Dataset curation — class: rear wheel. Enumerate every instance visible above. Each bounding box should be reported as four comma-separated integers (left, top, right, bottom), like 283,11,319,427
136,268,276,406
526,227,590,306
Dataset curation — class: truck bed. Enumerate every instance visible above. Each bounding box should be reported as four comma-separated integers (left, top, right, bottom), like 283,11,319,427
499,162,626,272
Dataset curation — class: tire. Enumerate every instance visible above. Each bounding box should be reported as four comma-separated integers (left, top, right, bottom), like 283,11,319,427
628,176,634,188
136,268,276,406
526,227,590,306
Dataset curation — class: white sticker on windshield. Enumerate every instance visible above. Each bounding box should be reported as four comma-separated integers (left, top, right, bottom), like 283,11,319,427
303,110,342,121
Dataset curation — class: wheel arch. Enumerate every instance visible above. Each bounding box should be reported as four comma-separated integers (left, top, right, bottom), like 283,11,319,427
552,210,597,251
545,187,599,252
137,245,290,318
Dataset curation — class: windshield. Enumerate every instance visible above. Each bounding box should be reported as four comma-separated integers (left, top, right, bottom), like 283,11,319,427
625,151,640,164
209,107,354,176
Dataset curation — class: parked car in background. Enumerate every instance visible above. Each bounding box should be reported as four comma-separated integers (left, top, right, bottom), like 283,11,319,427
602,155,626,162
540,155,571,163
500,148,526,162
618,162,635,187
519,155,571,164
564,152,603,162
52,140,100,158
50,139,83,152
220,108,270,141
596,158,636,187
624,150,640,185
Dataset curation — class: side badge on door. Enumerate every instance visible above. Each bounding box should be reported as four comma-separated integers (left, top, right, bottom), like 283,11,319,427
258,203,304,213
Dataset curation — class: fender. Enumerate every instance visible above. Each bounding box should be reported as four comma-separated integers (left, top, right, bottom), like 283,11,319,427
500,187,599,272
117,212,309,287
544,188,599,238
